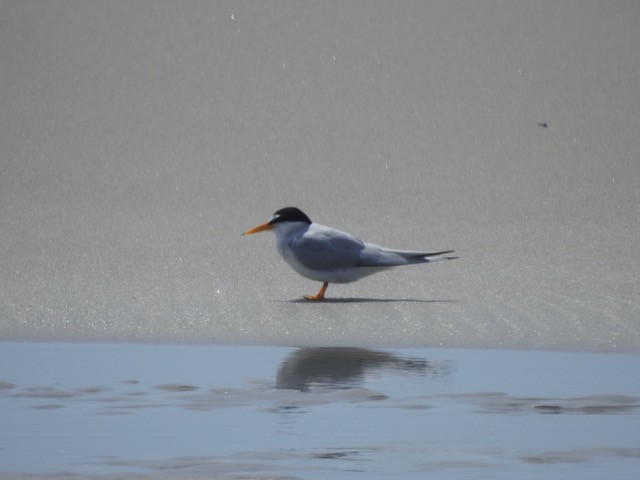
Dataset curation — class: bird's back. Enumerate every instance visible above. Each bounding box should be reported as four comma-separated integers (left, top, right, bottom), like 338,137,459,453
276,221,455,283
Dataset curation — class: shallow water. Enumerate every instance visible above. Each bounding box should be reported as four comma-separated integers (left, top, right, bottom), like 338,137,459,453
2,342,639,479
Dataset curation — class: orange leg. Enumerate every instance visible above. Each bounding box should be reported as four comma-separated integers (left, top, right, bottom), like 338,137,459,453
304,282,328,301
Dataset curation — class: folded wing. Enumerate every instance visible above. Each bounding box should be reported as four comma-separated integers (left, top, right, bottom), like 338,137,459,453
358,247,457,267
292,225,366,272
293,224,456,271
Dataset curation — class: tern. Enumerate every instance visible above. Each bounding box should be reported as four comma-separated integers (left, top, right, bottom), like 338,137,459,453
242,207,456,301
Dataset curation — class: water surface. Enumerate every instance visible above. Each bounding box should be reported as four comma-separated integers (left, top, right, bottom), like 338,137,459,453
2,342,639,479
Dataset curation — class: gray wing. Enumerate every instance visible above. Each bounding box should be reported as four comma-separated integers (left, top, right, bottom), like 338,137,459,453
292,225,366,272
358,246,457,266
292,224,456,270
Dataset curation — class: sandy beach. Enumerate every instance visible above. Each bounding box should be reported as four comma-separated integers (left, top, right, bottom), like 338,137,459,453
1,1,640,478
1,0,639,351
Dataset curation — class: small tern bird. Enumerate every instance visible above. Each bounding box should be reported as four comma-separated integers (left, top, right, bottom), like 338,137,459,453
242,207,456,301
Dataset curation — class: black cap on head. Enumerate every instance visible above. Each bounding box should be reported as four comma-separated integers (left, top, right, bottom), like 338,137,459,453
269,207,312,225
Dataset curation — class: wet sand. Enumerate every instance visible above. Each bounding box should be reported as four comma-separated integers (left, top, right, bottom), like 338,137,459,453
2,0,640,352
2,342,639,479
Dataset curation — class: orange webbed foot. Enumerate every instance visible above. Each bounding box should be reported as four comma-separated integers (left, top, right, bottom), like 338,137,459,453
303,282,328,301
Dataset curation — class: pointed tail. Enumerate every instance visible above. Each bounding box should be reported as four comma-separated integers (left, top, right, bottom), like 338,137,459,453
387,249,458,265
412,250,458,262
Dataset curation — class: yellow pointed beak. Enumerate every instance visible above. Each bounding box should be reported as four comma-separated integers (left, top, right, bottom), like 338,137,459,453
242,222,273,236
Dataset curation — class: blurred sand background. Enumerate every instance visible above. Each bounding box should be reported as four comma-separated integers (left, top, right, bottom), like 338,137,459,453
1,1,639,350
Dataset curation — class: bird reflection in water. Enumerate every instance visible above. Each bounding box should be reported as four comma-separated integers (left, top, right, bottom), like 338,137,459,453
276,347,446,392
